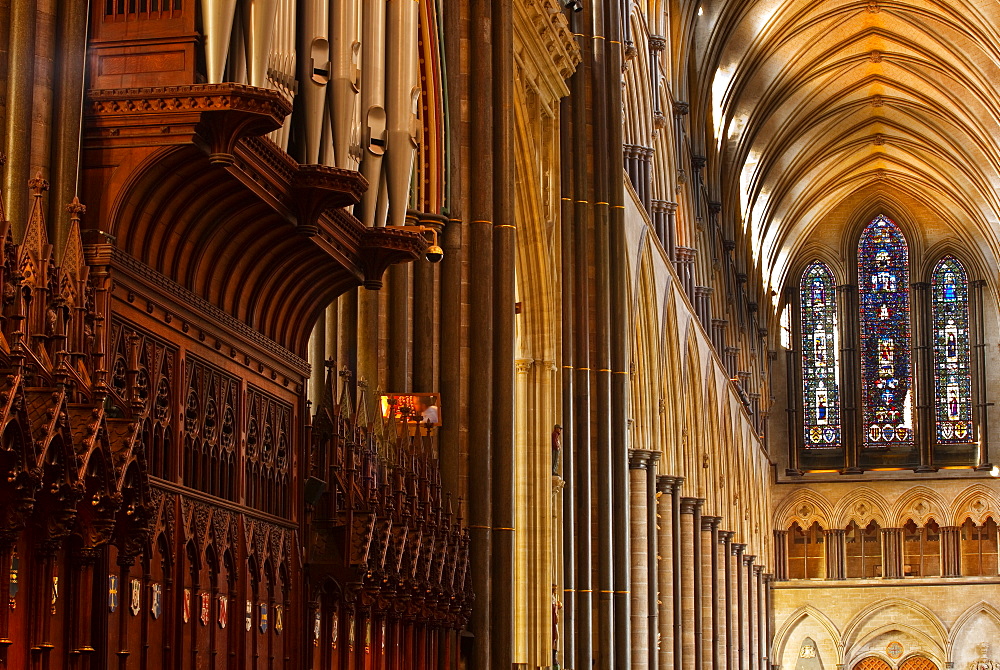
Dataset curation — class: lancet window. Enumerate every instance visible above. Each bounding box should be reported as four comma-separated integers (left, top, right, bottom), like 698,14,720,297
787,521,825,579
931,256,973,444
902,519,941,577
845,520,882,578
859,215,913,448
960,517,998,576
793,215,984,471
800,261,841,448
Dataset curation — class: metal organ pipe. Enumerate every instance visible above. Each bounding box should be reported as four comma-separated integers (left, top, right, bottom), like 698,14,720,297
271,0,297,150
201,0,239,83
359,0,388,227
298,0,330,164
384,0,419,228
328,0,362,169
245,0,280,88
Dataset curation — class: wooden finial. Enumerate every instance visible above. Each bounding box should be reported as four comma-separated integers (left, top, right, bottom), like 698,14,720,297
66,196,86,220
28,172,49,196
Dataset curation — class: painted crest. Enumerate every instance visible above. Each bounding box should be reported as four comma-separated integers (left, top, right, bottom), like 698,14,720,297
150,583,162,619
130,578,141,616
200,592,210,626
245,599,252,631
259,603,268,633
8,554,18,610
218,595,228,629
183,588,192,623
107,573,119,613
274,604,283,635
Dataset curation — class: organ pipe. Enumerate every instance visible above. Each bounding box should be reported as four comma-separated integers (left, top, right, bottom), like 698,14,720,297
201,0,239,83
298,0,330,163
329,0,362,169
384,0,419,228
359,0,388,227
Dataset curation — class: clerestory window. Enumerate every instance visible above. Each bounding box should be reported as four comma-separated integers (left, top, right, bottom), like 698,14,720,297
792,214,984,471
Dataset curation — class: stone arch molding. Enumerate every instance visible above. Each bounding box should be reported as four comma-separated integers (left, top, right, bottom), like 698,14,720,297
947,601,1000,664
845,622,945,670
890,486,950,528
773,604,844,667
950,484,1000,526
832,487,892,528
842,598,948,668
774,488,834,530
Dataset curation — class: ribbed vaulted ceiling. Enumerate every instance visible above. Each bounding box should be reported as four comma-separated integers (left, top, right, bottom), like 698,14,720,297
699,0,1000,299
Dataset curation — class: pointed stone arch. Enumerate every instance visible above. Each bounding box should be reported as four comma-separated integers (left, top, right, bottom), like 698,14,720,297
950,483,1000,526
661,286,683,475
842,598,948,657
773,487,834,531
772,604,844,668
890,486,950,528
948,601,1000,667
832,486,891,528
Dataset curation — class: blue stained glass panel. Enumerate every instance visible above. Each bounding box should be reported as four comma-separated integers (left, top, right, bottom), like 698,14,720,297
931,256,973,443
859,215,913,447
800,261,841,448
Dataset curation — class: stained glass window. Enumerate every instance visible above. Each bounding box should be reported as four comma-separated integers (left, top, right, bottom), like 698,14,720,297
800,261,840,448
931,256,973,443
859,215,912,447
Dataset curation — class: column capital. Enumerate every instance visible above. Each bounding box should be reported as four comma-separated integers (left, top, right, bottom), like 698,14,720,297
732,543,746,556
752,565,763,576
680,497,704,514
656,474,683,493
629,448,660,469
673,101,690,117
911,281,930,290
719,530,735,542
701,515,722,531
743,554,756,566
649,35,667,52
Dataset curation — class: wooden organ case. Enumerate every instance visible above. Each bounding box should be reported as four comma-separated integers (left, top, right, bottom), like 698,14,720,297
0,1,471,668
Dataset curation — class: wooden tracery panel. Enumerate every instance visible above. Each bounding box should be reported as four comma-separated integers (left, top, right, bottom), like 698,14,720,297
899,657,937,670
852,658,891,670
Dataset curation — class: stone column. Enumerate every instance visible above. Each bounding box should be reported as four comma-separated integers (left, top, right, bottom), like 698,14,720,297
647,455,661,670
972,279,993,470
680,497,702,670
824,529,846,580
700,516,721,670
764,574,775,670
881,527,903,578
732,543,746,670
664,202,678,263
837,283,862,473
745,555,756,670
941,526,961,577
912,282,936,472
657,476,682,670
773,530,788,581
719,531,734,670
754,566,765,670
671,478,684,668
630,450,656,670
